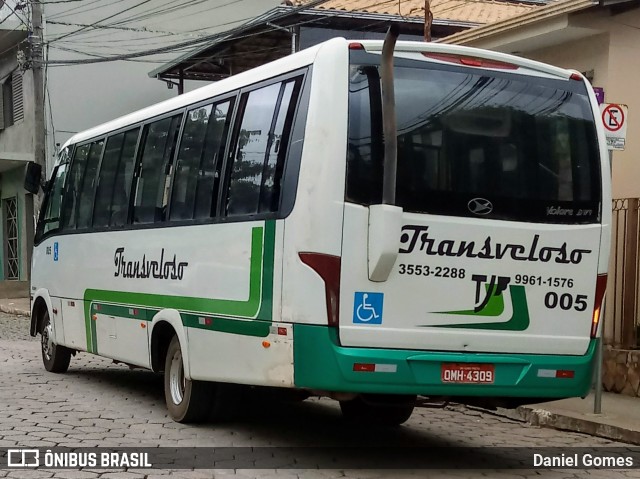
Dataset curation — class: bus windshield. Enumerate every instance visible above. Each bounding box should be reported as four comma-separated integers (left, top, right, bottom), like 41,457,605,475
346,54,601,224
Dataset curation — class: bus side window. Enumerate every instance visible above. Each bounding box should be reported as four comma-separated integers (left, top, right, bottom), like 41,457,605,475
112,129,140,227
61,144,90,230
133,114,182,224
93,133,125,228
36,155,69,240
226,77,301,217
76,139,104,229
93,128,140,228
170,99,232,221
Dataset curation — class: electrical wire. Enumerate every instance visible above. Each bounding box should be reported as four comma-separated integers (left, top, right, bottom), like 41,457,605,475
47,0,249,44
41,0,506,67
48,0,132,21
42,0,329,65
48,0,155,42
2,0,30,29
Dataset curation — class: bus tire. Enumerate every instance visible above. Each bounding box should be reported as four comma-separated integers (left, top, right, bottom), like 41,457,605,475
40,310,72,373
164,336,212,423
339,394,416,427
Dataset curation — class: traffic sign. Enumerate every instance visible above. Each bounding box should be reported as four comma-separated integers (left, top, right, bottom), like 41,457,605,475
600,103,628,151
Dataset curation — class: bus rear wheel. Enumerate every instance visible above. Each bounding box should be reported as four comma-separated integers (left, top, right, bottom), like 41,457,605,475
40,310,72,373
164,336,213,423
339,394,416,427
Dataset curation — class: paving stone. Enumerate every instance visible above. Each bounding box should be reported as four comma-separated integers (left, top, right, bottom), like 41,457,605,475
0,312,636,479
50,472,99,479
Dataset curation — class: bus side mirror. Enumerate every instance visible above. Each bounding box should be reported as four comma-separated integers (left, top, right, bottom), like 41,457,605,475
24,161,43,194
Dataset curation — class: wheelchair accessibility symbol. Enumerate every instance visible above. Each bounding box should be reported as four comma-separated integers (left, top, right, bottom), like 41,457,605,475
353,292,384,324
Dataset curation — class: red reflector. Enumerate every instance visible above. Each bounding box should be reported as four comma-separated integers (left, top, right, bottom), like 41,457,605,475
132,309,138,316
95,304,101,310
353,363,375,372
570,72,583,81
349,42,364,50
205,318,212,326
299,253,341,327
422,52,518,70
591,274,607,338
556,370,575,379
277,327,287,336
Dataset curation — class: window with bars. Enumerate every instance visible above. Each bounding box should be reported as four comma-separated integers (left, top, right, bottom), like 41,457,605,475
4,197,19,280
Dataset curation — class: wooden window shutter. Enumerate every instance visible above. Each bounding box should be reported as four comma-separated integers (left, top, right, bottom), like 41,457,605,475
11,71,23,122
0,85,4,130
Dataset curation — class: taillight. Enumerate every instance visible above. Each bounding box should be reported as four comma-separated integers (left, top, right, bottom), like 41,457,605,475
570,72,583,81
422,52,518,70
299,253,341,327
349,42,364,50
591,274,607,338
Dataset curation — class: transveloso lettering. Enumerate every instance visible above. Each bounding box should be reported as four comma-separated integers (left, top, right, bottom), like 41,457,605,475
114,247,188,280
399,225,592,265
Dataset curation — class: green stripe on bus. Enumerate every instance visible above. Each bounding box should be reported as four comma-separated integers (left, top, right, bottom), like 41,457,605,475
256,220,275,321
82,221,276,351
181,313,270,337
92,302,157,320
84,302,93,353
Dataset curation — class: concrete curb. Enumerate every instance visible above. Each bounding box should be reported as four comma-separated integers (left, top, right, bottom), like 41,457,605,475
0,303,30,317
494,405,640,445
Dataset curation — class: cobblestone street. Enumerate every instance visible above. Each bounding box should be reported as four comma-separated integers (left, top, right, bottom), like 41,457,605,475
0,312,637,478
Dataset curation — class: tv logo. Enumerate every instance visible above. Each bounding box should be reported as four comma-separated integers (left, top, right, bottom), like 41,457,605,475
7,449,39,467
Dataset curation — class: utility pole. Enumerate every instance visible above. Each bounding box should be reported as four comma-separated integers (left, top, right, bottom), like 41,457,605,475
424,0,433,42
26,0,45,278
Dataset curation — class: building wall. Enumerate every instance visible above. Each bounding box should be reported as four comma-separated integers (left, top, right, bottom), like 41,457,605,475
0,57,36,163
520,8,640,199
0,166,33,281
0,38,36,282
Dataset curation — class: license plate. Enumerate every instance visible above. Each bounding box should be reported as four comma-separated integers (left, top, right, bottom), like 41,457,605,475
441,363,495,384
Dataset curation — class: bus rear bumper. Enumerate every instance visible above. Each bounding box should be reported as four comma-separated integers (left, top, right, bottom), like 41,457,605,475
293,324,597,399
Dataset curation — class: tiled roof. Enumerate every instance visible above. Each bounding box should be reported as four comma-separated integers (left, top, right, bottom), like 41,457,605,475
296,0,541,25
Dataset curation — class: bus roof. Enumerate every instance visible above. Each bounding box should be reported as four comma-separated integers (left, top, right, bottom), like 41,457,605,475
63,37,578,150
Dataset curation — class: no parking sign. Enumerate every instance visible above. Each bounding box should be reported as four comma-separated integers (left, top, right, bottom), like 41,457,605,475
600,103,628,150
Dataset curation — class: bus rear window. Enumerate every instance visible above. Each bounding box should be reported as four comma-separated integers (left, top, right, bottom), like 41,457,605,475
346,56,601,223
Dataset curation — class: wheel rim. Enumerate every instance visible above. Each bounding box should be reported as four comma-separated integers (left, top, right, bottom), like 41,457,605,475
41,319,54,361
169,348,186,405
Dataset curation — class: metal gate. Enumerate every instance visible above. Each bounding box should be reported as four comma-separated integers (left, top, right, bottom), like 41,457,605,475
3,197,18,280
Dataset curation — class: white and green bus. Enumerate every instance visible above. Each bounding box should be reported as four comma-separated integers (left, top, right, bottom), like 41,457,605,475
27,37,610,426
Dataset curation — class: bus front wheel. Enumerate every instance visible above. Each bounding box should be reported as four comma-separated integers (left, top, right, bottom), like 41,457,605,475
40,310,72,373
163,336,213,423
339,394,416,427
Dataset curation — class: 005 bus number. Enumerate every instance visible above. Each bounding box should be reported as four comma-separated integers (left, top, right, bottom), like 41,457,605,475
544,292,588,312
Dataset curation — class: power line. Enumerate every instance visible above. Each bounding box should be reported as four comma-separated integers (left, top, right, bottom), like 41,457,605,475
106,0,221,28
46,19,205,36
48,0,155,42
48,0,248,44
48,0,128,21
37,0,87,3
2,0,30,29
53,12,251,46
42,0,329,65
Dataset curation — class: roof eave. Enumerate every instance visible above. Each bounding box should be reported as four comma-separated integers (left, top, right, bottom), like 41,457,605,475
438,0,599,45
